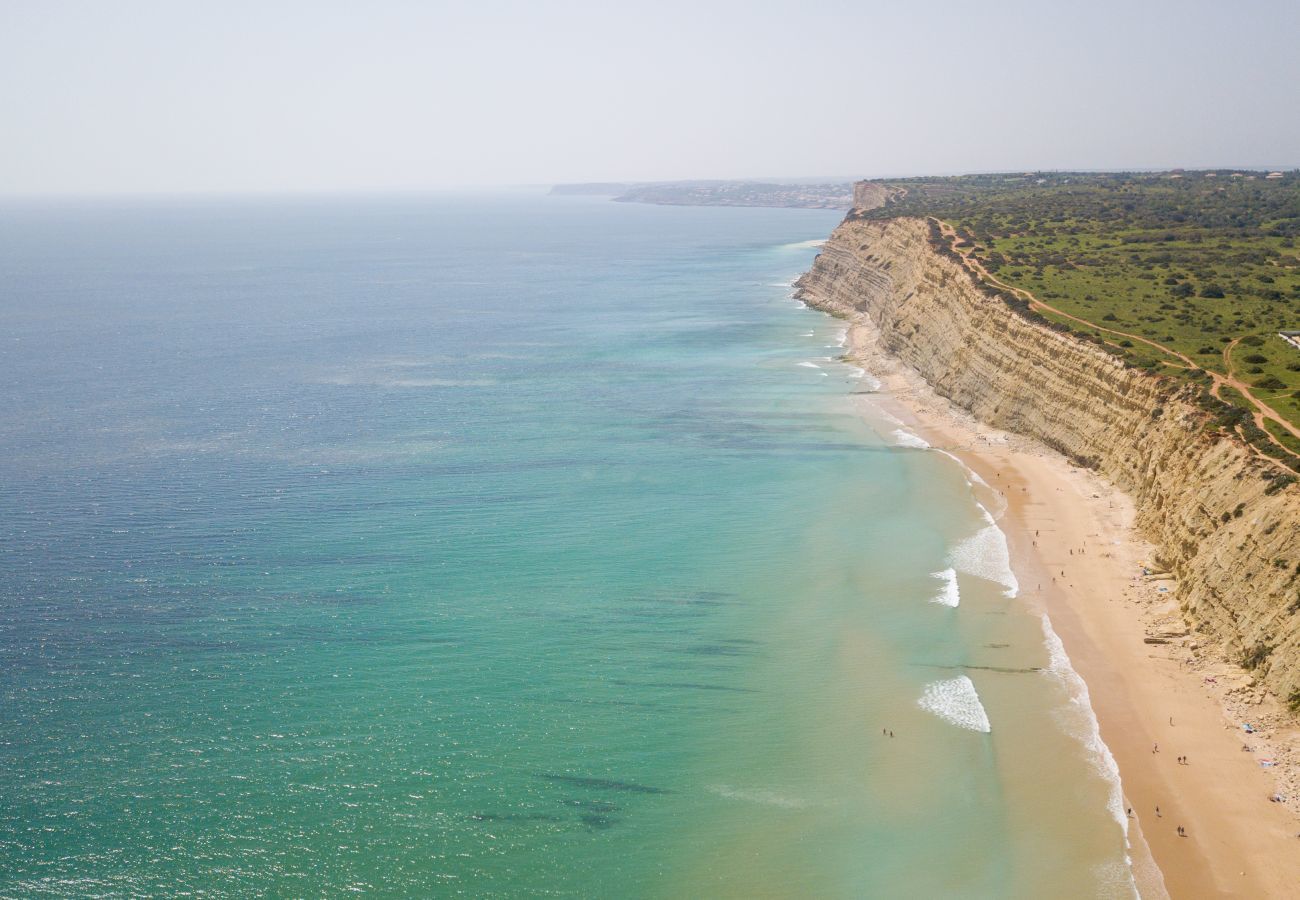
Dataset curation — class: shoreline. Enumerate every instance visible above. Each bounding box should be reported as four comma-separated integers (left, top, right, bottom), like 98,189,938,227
835,317,1300,897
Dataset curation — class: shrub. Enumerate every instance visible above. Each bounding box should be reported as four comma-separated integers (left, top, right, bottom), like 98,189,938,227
1241,642,1274,670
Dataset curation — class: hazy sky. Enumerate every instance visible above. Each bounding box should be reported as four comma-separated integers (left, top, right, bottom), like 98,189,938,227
2,0,1298,194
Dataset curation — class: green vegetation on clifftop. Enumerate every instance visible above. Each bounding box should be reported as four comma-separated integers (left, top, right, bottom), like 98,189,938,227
852,170,1300,463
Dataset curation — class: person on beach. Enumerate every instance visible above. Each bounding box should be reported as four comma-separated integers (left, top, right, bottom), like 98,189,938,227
1153,743,1158,753
1156,806,1161,817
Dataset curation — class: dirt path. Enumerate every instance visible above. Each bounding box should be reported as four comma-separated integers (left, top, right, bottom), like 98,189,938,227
934,220,1300,452
1221,337,1300,441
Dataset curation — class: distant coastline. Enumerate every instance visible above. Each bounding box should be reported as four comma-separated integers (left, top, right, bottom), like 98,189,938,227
550,179,853,209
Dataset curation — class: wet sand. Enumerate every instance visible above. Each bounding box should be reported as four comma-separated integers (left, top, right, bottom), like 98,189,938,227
842,321,1300,898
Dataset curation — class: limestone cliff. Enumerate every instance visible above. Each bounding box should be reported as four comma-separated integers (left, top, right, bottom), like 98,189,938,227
796,214,1300,706
851,182,892,210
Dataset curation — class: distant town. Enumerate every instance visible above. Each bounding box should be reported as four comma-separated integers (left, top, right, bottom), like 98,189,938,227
550,180,854,209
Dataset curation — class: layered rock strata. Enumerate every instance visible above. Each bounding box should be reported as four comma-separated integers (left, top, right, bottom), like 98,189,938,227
796,213,1300,704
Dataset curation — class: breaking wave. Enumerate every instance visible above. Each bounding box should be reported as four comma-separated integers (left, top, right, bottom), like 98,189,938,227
890,429,930,450
1040,615,1128,833
918,676,990,733
930,568,960,607
947,513,1019,598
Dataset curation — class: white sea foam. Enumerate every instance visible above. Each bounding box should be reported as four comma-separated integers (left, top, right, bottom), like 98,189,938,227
947,517,1019,597
706,784,814,809
930,567,960,607
1040,615,1129,835
798,361,821,369
1043,622,1148,899
781,238,827,250
802,331,815,337
846,367,882,390
890,429,930,449
834,328,848,347
918,676,990,732
934,449,992,490
1092,859,1146,900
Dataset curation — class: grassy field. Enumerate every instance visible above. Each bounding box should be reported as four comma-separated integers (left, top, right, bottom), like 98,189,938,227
855,171,1300,461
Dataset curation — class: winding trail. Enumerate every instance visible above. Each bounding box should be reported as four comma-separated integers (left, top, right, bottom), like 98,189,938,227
933,220,1300,452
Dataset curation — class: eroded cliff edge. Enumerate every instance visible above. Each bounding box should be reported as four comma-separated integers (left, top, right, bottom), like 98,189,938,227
796,214,1300,705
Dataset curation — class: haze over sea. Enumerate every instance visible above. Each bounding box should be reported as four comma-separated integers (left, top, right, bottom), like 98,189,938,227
1,193,1133,897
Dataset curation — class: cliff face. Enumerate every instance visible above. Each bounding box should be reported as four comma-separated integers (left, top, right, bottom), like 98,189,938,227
852,182,892,209
796,215,1300,704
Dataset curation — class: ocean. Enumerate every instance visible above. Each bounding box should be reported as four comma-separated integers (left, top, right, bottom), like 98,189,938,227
0,191,1134,897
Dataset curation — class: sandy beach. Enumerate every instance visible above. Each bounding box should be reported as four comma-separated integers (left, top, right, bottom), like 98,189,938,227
842,321,1300,898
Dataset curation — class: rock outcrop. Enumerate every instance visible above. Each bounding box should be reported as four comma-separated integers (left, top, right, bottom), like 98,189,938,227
796,212,1300,706
851,181,892,210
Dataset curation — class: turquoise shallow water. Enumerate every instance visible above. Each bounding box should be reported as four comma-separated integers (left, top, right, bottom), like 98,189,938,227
0,193,1132,896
